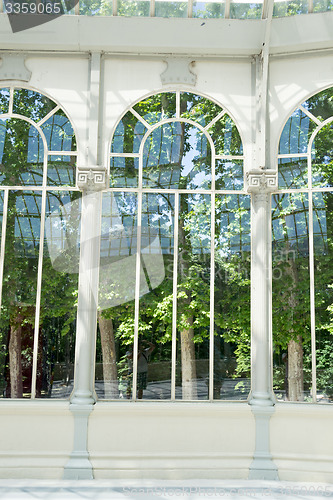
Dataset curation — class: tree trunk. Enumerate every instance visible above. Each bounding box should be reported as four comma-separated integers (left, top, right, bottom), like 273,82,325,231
178,204,197,400
280,234,304,401
98,311,119,398
8,313,23,398
180,316,197,400
287,337,304,401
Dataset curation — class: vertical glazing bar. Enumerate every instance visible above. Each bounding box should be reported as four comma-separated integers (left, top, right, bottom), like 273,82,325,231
31,189,47,399
133,192,142,401
150,0,155,16
75,0,80,14
209,192,215,401
9,88,14,115
308,0,314,13
0,189,8,312
188,0,193,17
0,1,3,14
176,91,180,119
171,192,179,401
308,189,317,402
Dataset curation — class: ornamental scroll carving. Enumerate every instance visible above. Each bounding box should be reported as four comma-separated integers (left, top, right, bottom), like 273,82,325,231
77,167,108,191
246,169,278,193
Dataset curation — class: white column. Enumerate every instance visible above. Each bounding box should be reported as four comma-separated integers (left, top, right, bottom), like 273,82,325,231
70,171,106,405
247,169,279,480
247,170,277,406
64,52,106,480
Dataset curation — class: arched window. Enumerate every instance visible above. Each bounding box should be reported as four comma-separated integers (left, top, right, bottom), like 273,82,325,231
0,87,80,399
273,87,333,403
95,91,251,401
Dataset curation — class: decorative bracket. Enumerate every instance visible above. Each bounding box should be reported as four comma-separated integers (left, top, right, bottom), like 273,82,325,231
246,169,278,193
0,53,31,82
77,166,108,191
160,58,197,86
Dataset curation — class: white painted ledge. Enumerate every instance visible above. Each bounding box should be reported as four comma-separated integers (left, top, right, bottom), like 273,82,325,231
0,12,331,57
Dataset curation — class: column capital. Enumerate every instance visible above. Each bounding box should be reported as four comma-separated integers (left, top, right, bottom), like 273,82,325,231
77,166,108,191
246,169,278,194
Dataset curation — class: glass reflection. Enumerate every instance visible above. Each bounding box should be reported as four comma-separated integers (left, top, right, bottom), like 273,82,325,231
230,0,262,18
193,1,225,18
313,192,333,403
216,159,243,190
312,123,333,188
13,89,56,123
37,191,80,398
47,155,76,187
118,0,150,15
0,119,44,186
110,156,139,188
273,0,308,16
143,122,211,189
272,193,311,402
96,192,138,399
214,195,250,399
136,193,174,399
176,194,211,400
279,109,316,155
111,111,148,154
180,92,222,127
0,191,42,398
208,114,243,156
278,157,308,189
155,0,188,17
41,109,76,152
133,93,176,126
0,88,10,115
302,88,333,122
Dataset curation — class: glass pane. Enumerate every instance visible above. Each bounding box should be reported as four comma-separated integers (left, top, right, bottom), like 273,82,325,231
230,1,262,19
0,191,42,398
37,191,81,398
180,92,222,127
143,122,211,189
118,0,150,15
40,109,76,152
176,194,211,400
79,0,113,15
110,156,138,188
273,0,308,16
314,193,333,403
111,111,147,154
13,88,56,123
47,155,76,187
208,114,243,156
0,88,10,115
302,88,333,122
0,119,44,186
155,0,188,17
278,157,308,190
214,195,250,400
133,93,176,126
96,192,138,399
216,159,243,190
279,109,316,155
137,193,174,399
272,193,311,402
311,123,333,188
193,1,225,18
314,0,333,13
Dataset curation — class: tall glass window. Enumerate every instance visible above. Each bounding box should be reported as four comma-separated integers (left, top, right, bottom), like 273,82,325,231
273,87,333,403
0,87,80,399
95,91,250,401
